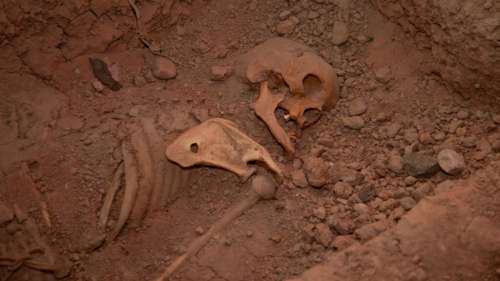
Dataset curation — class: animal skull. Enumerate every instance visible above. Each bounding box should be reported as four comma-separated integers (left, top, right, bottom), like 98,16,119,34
237,38,338,153
165,118,282,181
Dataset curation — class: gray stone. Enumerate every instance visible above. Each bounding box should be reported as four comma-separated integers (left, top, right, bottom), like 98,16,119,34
342,116,365,130
403,152,440,177
332,21,349,45
348,98,367,116
152,56,177,80
437,149,465,175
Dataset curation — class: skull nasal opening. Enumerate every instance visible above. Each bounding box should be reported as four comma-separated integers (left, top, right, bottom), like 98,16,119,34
303,74,323,101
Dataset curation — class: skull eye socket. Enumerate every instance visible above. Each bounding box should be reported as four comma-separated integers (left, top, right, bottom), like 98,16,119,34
190,143,199,153
303,74,323,101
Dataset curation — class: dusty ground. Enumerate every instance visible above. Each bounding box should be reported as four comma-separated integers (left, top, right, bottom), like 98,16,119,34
1,0,499,281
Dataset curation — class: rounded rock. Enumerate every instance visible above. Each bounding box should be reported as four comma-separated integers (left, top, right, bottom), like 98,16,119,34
303,156,330,188
348,98,368,116
342,116,365,130
437,149,465,175
152,56,177,80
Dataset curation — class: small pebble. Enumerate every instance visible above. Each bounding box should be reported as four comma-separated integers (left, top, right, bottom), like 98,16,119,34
152,56,177,80
342,116,365,130
437,149,465,175
348,98,367,116
195,226,205,235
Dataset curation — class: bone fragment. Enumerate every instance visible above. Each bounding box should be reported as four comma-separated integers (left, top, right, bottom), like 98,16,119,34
98,162,124,230
129,127,155,227
255,81,294,154
19,163,51,228
166,118,282,181
140,118,167,210
109,142,140,240
153,174,276,281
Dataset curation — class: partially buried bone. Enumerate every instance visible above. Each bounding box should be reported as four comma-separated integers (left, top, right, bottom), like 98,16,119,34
109,141,140,241
255,81,294,154
0,204,69,278
98,162,124,231
166,118,282,181
237,38,338,153
153,174,277,281
129,125,155,227
99,119,190,241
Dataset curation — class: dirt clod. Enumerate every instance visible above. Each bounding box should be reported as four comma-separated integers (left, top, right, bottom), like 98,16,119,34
303,156,330,188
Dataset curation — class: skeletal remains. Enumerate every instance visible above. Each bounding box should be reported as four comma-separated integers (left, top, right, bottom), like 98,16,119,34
92,38,336,279
166,118,282,181
99,118,190,240
0,202,69,280
154,173,277,281
238,37,339,154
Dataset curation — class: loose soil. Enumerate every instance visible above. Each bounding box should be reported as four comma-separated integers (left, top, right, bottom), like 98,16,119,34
0,1,499,281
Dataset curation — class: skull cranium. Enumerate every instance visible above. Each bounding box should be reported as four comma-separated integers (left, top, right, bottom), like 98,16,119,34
237,38,339,154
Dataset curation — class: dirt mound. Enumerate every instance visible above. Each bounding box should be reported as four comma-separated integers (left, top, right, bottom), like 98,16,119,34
372,0,500,101
288,161,500,281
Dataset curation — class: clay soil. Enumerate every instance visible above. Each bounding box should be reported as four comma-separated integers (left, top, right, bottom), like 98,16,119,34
1,1,499,281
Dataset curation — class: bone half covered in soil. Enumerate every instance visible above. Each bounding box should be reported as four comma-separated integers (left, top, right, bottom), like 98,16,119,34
100,118,190,240
128,124,155,227
165,118,282,181
237,37,338,153
153,173,277,281
0,203,69,278
109,141,140,241
98,162,124,231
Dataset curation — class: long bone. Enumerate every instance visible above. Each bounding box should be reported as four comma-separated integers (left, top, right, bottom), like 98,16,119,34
153,174,277,281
